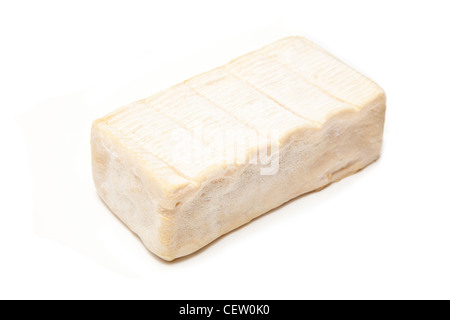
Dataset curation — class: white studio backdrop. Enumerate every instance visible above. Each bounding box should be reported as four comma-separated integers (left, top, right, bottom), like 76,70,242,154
1,0,449,299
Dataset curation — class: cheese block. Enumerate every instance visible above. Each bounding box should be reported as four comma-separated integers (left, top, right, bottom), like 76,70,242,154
91,36,386,261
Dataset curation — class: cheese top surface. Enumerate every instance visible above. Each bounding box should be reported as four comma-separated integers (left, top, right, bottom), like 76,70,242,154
95,36,384,190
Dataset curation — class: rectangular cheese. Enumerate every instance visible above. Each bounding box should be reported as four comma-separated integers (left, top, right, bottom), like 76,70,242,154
91,36,386,261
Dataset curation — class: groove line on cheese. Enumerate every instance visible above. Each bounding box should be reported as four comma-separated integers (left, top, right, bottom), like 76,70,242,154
223,67,321,127
262,51,361,109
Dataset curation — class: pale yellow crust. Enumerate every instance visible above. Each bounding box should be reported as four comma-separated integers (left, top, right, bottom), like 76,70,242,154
91,36,386,261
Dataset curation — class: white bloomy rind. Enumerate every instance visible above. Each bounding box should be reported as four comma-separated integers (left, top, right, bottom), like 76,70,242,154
91,36,386,261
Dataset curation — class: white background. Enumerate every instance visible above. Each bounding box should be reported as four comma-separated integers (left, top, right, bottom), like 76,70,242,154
1,0,449,300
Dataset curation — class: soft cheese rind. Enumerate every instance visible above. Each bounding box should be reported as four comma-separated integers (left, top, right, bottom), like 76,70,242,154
91,36,385,260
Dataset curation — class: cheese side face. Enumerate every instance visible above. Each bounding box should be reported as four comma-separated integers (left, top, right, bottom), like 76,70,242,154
91,36,386,261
